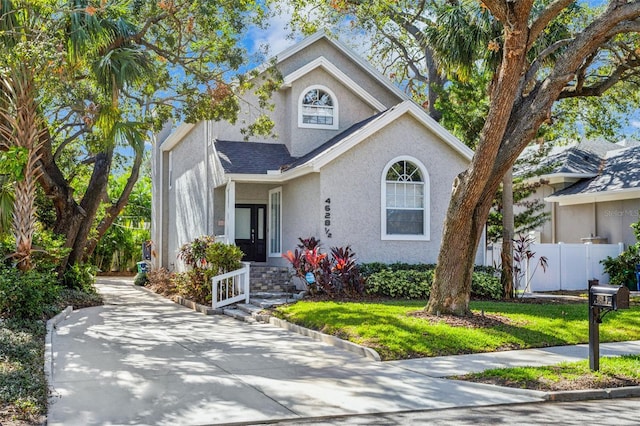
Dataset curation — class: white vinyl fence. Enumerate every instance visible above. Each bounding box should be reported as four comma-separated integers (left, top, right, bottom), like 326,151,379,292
486,243,624,292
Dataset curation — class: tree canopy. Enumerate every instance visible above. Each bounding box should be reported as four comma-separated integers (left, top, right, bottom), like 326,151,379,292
0,0,278,274
282,0,640,314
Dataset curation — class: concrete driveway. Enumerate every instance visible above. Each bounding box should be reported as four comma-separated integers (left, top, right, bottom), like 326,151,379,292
47,277,544,425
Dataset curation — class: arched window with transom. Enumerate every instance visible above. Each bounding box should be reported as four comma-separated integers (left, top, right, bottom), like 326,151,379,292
298,85,338,129
381,157,430,240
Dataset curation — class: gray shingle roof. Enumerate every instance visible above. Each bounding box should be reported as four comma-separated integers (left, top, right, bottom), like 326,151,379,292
282,111,387,171
215,112,388,175
552,145,640,197
214,141,294,174
545,148,603,175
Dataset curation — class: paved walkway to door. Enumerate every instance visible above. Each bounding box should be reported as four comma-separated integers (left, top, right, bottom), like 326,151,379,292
47,277,546,425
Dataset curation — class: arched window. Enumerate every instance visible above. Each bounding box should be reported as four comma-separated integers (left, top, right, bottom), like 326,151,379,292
381,157,430,240
298,85,338,129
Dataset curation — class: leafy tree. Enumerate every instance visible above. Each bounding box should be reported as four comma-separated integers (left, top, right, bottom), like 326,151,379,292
284,0,640,314
425,1,640,315
0,1,277,276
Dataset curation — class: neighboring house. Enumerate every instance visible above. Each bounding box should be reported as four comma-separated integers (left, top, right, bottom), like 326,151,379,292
150,32,477,272
521,139,640,247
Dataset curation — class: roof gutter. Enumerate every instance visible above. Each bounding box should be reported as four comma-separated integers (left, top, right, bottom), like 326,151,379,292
545,187,640,206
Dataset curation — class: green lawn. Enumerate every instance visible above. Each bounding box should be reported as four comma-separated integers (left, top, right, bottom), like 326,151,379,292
274,300,640,360
456,355,640,391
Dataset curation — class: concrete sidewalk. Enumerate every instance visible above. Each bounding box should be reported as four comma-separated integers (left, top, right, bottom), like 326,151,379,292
47,277,638,426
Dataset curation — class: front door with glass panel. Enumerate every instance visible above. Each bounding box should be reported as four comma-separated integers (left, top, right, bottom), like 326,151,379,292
234,204,267,262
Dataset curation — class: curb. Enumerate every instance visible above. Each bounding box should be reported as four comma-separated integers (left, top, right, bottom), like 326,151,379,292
45,306,73,388
269,316,382,361
175,296,223,315
545,385,640,402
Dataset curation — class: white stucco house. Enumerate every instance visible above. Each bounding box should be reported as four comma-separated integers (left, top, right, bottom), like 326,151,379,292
150,32,479,273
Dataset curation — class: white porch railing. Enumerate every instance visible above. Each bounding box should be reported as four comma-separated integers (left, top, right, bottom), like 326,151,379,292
211,262,250,309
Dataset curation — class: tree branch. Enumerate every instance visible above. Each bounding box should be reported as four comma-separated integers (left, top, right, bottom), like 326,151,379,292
54,127,87,162
527,0,575,51
559,57,640,98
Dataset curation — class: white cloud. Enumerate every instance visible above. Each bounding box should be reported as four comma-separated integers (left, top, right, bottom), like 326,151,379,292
245,6,300,58
632,120,640,129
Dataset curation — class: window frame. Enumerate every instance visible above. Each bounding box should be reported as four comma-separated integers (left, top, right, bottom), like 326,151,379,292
298,85,339,130
381,156,430,241
268,187,283,257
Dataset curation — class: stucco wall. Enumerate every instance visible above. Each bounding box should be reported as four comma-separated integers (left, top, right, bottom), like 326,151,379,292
276,37,402,108
553,199,640,247
213,36,401,158
165,123,218,271
596,199,640,246
285,68,378,157
276,174,321,267
311,114,469,264
555,204,597,244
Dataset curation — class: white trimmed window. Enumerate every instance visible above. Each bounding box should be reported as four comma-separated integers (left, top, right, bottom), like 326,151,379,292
298,85,338,129
268,187,282,256
381,157,430,240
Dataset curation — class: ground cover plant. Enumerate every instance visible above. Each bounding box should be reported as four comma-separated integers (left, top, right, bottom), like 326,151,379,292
274,299,640,361
0,289,102,425
0,319,47,425
454,355,640,391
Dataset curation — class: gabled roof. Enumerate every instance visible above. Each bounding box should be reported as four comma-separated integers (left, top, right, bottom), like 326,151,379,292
282,56,387,111
222,100,473,184
261,30,408,103
546,145,640,205
518,138,635,185
282,112,386,171
545,148,603,175
215,141,294,174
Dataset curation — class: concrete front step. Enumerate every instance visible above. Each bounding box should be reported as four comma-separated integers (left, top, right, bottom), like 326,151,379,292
221,291,305,323
236,303,272,323
222,308,257,324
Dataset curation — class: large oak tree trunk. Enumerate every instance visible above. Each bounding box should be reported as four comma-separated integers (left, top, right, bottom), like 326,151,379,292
82,147,143,261
66,148,114,266
426,0,640,315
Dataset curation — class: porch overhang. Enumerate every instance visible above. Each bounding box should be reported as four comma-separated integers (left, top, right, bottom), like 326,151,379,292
218,164,317,186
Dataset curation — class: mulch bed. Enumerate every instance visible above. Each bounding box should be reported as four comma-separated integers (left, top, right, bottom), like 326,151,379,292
461,374,640,392
407,310,515,328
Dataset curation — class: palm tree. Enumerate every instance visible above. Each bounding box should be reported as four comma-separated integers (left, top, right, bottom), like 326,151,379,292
0,65,44,271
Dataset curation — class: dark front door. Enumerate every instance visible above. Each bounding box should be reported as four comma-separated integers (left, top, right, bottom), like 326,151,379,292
235,204,267,262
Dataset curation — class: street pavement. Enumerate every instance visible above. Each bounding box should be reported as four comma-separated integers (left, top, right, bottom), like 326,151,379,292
47,277,640,426
255,397,640,425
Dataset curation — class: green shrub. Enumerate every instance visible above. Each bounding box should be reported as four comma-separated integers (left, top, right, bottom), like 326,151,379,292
62,263,97,291
471,271,502,299
366,270,433,299
174,270,211,305
602,244,640,289
601,219,640,290
204,242,243,275
0,268,60,320
365,268,502,300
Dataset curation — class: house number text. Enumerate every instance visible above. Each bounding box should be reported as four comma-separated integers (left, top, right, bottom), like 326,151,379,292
324,198,332,238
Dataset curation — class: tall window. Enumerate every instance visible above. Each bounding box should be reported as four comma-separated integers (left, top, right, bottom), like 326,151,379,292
382,158,430,240
298,85,338,129
269,187,282,256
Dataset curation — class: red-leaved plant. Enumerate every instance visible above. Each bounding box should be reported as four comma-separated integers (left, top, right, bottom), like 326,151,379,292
282,237,365,297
